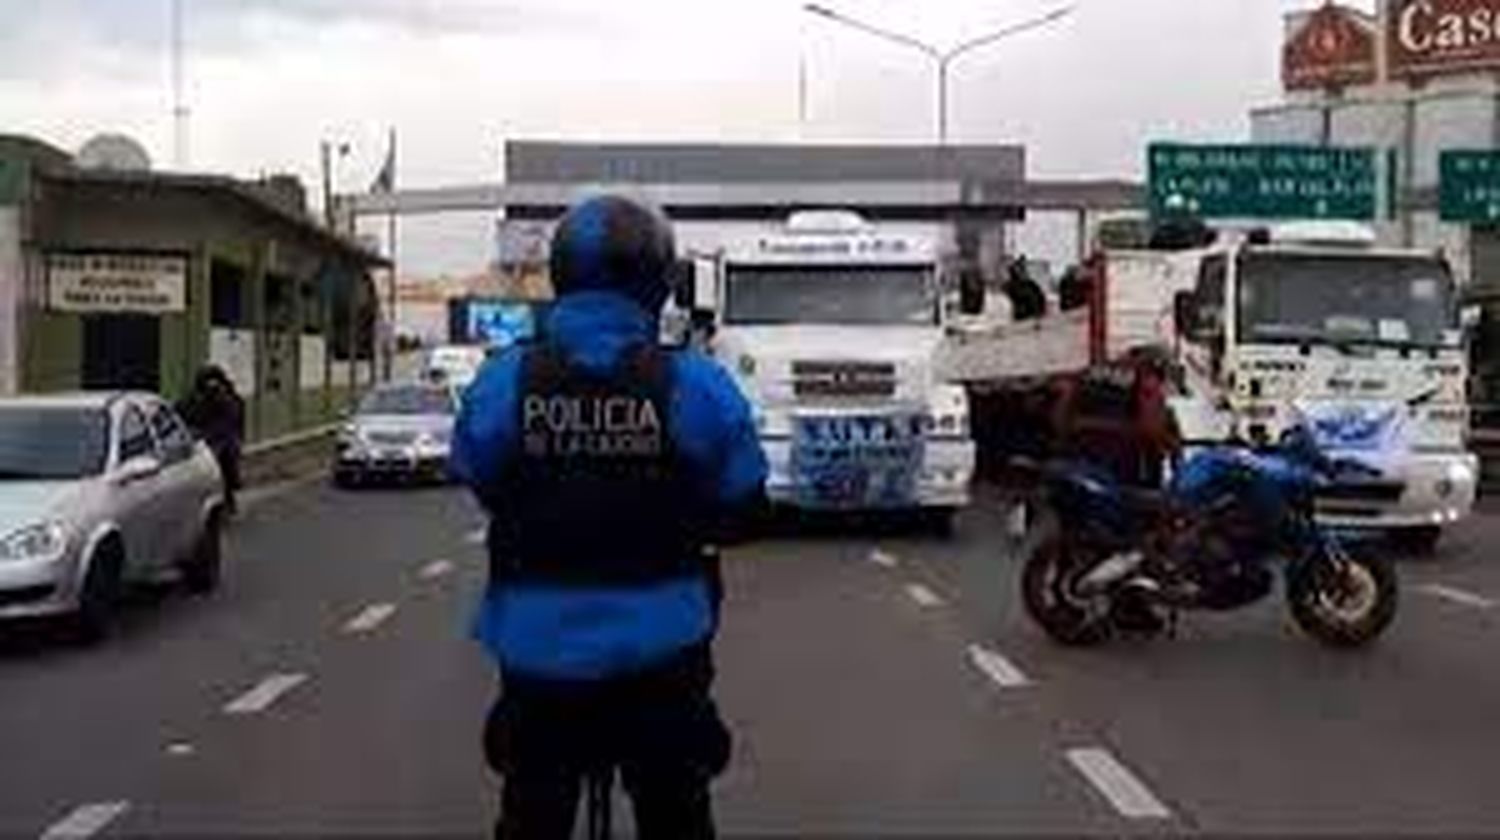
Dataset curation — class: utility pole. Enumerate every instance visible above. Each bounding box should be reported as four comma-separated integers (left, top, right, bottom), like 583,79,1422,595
320,141,333,228
385,128,398,382
171,0,189,168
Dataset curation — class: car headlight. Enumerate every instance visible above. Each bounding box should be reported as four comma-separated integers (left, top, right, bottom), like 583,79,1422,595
0,522,68,564
336,424,362,451
417,431,451,449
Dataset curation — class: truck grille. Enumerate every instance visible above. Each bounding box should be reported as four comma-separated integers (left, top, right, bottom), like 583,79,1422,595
792,361,897,399
1319,481,1406,504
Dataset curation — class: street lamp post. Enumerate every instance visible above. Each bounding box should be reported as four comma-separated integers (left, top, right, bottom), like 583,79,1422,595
803,3,1074,144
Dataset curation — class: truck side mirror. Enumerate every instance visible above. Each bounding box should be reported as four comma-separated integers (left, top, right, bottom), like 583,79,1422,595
1173,290,1198,337
959,267,986,316
670,259,696,311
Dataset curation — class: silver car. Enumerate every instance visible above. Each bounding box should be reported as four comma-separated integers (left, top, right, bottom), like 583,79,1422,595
333,383,458,486
0,392,227,641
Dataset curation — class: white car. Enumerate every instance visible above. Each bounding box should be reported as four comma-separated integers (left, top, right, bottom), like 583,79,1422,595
334,383,458,487
0,392,226,641
424,345,489,394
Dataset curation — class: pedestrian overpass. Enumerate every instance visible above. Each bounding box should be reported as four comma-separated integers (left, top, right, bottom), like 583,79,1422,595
344,141,1141,222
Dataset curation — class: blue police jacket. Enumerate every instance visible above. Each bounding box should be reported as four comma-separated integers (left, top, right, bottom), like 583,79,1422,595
452,290,768,680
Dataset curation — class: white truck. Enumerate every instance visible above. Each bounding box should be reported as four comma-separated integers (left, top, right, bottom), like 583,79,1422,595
674,211,975,525
946,222,1479,551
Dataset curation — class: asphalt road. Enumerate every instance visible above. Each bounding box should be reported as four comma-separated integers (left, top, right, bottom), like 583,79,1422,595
3,479,1500,837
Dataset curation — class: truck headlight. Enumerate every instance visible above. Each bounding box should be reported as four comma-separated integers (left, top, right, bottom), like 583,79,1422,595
1445,461,1475,487
0,522,68,564
937,412,967,436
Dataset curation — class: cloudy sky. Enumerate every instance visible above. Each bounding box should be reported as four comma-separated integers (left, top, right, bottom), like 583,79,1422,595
0,0,1361,273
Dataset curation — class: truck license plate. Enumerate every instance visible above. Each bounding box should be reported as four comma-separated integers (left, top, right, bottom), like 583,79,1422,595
792,415,922,509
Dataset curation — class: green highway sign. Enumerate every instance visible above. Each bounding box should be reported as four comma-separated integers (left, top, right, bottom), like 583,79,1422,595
1439,150,1500,222
1148,143,1378,221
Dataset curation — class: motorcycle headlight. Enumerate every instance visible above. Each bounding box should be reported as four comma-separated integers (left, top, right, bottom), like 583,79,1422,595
737,354,757,378
0,522,68,564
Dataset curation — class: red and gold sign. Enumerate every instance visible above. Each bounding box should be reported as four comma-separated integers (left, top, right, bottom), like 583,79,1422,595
1283,4,1377,91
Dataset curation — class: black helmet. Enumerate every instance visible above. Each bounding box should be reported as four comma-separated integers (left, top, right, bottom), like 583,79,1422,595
549,195,676,313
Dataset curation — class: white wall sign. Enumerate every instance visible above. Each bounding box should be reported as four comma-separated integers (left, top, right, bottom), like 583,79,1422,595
0,209,20,395
208,328,257,396
299,335,327,389
47,252,187,314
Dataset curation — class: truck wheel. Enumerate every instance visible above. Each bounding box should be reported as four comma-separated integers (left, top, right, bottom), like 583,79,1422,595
1392,526,1441,557
73,540,125,645
182,511,224,596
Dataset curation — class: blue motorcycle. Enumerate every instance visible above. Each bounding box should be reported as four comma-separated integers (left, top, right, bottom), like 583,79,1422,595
1020,423,1399,648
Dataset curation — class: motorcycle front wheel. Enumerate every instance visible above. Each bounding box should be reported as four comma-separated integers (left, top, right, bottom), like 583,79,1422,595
1021,526,1114,647
1286,541,1398,648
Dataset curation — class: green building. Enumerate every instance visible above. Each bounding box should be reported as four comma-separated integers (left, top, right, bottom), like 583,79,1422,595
0,135,388,443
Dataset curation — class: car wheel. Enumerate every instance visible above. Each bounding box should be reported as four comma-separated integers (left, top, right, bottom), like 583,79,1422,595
333,469,358,490
73,539,125,645
182,510,224,596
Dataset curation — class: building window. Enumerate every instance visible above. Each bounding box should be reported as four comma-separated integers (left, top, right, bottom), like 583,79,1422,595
210,260,246,328
301,280,323,335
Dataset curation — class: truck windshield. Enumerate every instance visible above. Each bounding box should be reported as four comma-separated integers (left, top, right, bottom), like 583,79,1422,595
1236,253,1457,350
724,265,938,326
0,407,108,480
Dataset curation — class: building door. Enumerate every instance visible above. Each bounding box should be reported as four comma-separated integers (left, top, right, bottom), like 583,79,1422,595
82,314,160,391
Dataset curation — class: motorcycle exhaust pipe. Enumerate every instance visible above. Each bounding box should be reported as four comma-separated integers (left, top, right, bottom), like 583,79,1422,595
1077,550,1147,595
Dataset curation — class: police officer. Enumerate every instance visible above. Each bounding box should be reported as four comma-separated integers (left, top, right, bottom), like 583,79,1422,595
452,195,768,840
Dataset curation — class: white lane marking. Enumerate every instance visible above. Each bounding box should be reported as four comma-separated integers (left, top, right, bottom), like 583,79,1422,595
869,549,899,569
40,802,130,839
1066,747,1172,820
905,583,945,608
224,673,309,715
343,602,398,634
464,526,487,546
1417,583,1496,610
966,644,1031,688
419,559,455,580
165,742,195,757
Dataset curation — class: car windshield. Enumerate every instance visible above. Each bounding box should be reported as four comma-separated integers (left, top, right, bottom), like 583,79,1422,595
0,407,108,479
1237,253,1458,350
724,265,938,326
358,387,453,416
